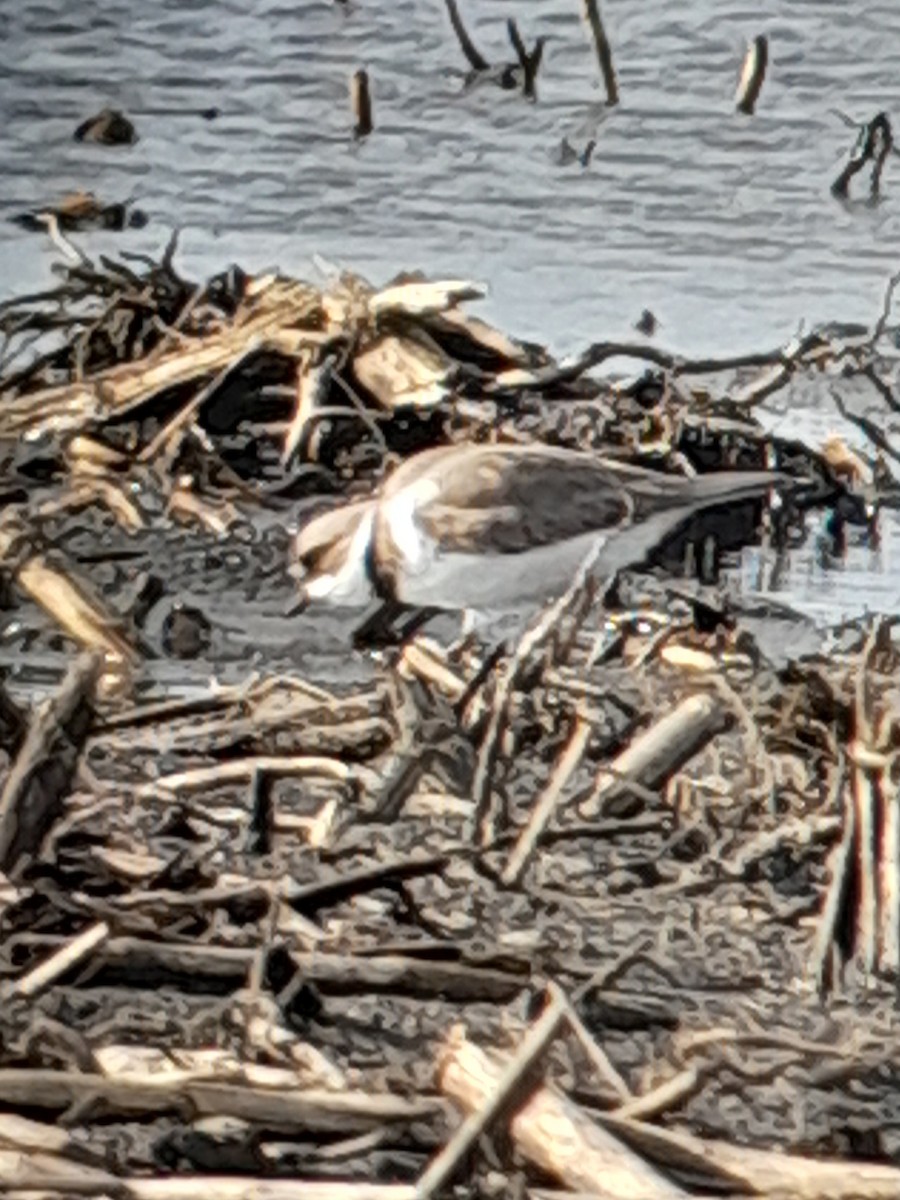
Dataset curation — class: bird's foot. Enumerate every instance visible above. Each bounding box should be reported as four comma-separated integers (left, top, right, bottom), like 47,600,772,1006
351,601,441,651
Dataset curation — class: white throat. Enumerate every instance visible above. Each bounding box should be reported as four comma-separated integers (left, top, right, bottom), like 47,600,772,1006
382,479,441,578
304,507,376,606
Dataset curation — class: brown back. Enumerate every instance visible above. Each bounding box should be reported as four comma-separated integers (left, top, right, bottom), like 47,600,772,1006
378,443,777,555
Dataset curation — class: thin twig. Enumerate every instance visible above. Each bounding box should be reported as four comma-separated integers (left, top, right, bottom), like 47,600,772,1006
12,922,110,999
501,714,592,886
138,342,261,465
444,0,489,71
470,541,606,847
416,987,566,1199
582,0,618,105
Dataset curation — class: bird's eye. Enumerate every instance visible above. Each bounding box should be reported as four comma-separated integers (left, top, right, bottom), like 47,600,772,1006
294,541,331,576
288,550,311,582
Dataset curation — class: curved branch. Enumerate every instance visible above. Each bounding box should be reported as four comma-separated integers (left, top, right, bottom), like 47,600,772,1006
445,0,489,71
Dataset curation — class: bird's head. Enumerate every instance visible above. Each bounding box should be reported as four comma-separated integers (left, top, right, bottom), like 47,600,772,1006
286,501,376,616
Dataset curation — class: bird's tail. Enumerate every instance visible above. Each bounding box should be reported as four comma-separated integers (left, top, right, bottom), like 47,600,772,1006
675,469,789,509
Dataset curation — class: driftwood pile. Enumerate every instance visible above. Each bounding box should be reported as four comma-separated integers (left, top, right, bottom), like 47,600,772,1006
2,246,900,1196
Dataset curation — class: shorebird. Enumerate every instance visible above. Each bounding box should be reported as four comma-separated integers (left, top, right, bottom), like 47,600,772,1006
290,443,785,636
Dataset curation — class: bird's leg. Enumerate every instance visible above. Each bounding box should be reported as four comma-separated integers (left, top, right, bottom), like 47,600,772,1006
351,601,441,650
600,570,623,610
454,638,510,725
448,607,485,660
395,605,443,642
350,599,406,650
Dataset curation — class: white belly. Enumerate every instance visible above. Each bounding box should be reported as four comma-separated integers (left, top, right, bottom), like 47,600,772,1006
380,488,699,614
393,526,612,611
303,508,375,609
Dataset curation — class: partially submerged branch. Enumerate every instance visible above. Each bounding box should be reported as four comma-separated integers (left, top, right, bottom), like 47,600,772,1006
735,34,768,115
832,111,894,201
582,0,618,106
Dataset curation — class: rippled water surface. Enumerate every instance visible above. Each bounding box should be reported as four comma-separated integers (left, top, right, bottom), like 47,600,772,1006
1,0,900,670
2,0,900,353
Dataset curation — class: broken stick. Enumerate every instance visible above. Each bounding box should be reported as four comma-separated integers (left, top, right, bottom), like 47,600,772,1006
507,18,545,100
735,34,768,115
0,1166,417,1199
582,0,618,106
444,0,490,73
416,991,567,1198
577,692,731,818
0,512,136,672
12,920,110,999
436,1025,684,1198
832,111,893,201
351,69,373,138
0,652,102,877
502,714,592,885
471,539,604,848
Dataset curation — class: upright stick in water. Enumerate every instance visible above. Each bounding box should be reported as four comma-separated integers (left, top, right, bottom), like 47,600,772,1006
351,68,373,139
582,0,618,106
735,34,768,115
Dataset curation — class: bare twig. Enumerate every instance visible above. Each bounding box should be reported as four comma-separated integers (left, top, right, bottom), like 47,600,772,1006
12,921,110,998
416,988,566,1198
582,0,618,106
879,754,900,975
610,1068,700,1122
832,111,893,201
871,268,900,345
810,759,853,990
506,19,544,99
351,69,374,139
137,755,377,798
0,1067,445,1130
0,1169,416,1199
501,714,592,885
576,693,731,818
444,0,489,71
0,653,102,877
437,1025,684,1197
553,985,632,1101
735,35,768,115
831,387,900,466
138,342,261,466
471,540,605,847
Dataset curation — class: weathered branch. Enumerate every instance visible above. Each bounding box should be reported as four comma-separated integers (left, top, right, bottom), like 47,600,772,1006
582,0,618,105
0,653,101,877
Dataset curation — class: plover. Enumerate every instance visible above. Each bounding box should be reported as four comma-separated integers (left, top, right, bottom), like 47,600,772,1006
291,443,785,625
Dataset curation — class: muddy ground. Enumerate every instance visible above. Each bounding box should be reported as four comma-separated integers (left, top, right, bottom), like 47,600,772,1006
0,251,899,1197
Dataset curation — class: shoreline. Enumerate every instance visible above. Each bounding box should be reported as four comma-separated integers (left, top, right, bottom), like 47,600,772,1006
0,245,897,1191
